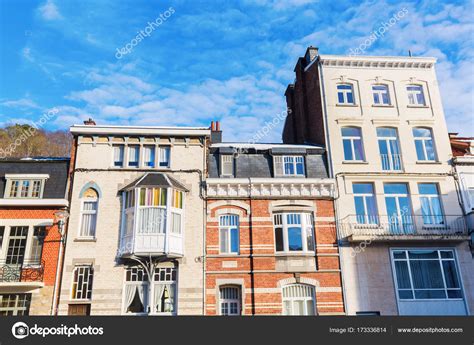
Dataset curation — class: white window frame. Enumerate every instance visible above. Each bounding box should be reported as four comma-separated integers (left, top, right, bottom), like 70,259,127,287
406,85,426,106
372,84,391,105
413,128,436,161
4,175,48,199
273,213,314,254
0,293,31,315
274,156,305,177
418,183,444,225
158,146,171,168
219,286,241,316
127,145,140,168
71,265,94,301
219,214,239,255
341,127,365,161
337,84,355,105
390,249,464,301
112,145,125,167
220,155,234,177
377,127,402,171
0,225,47,265
282,284,316,315
143,146,156,168
353,183,378,224
78,198,98,239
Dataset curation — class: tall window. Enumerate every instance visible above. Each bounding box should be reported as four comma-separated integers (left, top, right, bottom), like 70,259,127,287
341,127,364,161
419,183,444,225
274,156,305,177
159,147,171,168
143,146,155,167
219,215,239,254
128,146,139,167
79,188,99,238
384,183,413,234
372,85,390,105
29,226,45,264
220,155,234,176
407,85,426,106
274,213,314,253
113,145,124,167
377,127,402,171
337,84,355,104
353,183,378,224
5,226,28,265
282,284,316,315
413,128,436,161
71,265,94,300
0,294,31,315
219,286,241,315
392,249,462,300
153,267,177,314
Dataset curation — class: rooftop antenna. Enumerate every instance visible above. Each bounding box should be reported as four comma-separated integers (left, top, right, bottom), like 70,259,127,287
408,50,412,57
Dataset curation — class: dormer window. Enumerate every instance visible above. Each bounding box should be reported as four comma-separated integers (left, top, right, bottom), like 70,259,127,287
4,175,48,199
220,155,234,177
273,156,305,177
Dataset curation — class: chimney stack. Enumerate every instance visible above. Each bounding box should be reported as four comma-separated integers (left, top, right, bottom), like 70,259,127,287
84,118,96,126
210,120,222,143
304,46,319,64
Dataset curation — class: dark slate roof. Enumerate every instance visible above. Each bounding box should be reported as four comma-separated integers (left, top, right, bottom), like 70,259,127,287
209,143,329,179
0,158,69,199
120,172,189,191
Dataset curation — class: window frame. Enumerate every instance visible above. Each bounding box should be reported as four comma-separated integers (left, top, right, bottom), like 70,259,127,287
78,196,99,239
390,249,464,301
418,183,445,225
219,214,240,255
112,145,125,167
353,183,378,225
273,212,315,254
142,146,156,168
372,84,391,106
281,284,316,315
377,127,402,171
341,127,365,162
219,285,241,316
0,293,31,315
127,145,140,168
336,83,355,105
71,265,94,301
406,84,426,106
4,177,47,199
220,155,234,177
413,127,437,162
158,146,171,168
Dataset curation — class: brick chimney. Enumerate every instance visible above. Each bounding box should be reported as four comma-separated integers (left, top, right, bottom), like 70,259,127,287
210,120,222,143
304,46,319,64
83,118,96,125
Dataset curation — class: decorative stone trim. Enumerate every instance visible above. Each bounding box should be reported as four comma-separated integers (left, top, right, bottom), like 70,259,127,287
206,200,251,215
277,277,320,288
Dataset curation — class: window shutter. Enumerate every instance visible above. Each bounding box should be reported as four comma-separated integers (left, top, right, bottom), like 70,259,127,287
221,155,234,176
273,156,283,177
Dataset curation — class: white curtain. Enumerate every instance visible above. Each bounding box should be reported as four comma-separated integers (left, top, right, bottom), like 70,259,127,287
137,284,148,311
166,284,175,312
124,284,137,313
153,284,165,313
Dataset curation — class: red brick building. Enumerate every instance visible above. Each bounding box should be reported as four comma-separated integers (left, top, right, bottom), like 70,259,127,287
0,158,69,315
205,142,344,315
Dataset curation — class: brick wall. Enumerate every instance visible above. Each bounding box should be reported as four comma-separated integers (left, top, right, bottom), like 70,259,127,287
205,198,344,315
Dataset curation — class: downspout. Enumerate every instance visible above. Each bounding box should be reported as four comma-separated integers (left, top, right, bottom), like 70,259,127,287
248,177,255,315
202,138,208,315
317,59,348,314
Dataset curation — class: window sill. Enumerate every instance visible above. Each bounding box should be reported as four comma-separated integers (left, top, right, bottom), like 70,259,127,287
407,105,429,109
342,160,369,164
336,103,358,107
74,237,97,242
218,253,240,257
372,104,394,108
415,161,441,164
275,252,315,257
67,299,92,305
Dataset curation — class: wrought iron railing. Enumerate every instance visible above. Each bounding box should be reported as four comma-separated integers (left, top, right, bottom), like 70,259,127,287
0,260,45,283
339,215,468,238
380,153,403,171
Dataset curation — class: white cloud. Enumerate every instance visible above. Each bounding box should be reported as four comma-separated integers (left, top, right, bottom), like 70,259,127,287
38,0,63,20
1,98,41,110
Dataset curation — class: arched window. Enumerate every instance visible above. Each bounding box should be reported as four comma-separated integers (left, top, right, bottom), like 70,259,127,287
413,127,436,161
219,214,239,254
341,127,364,161
282,284,316,315
372,84,391,105
406,85,426,106
79,187,99,238
219,286,241,315
337,84,355,104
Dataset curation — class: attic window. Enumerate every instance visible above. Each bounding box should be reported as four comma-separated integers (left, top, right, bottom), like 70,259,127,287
4,174,49,199
220,155,234,177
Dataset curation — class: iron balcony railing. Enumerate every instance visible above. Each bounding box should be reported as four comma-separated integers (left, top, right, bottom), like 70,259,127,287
0,260,45,283
380,153,403,171
339,215,468,238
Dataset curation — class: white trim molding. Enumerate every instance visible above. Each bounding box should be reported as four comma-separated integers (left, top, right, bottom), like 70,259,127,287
206,178,335,199
0,199,68,207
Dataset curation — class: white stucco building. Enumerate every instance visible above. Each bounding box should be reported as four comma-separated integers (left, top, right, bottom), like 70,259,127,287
58,122,210,315
283,47,474,315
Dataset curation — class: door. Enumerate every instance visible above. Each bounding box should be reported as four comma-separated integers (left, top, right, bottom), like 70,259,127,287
68,304,91,315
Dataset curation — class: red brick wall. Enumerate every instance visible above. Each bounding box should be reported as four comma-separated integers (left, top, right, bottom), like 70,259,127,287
205,198,344,315
0,208,61,286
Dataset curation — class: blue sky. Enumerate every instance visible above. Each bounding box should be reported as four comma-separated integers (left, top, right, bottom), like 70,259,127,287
0,0,473,142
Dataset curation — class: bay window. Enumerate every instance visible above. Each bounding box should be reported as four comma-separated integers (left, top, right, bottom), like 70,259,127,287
273,213,314,253
282,284,316,315
391,249,462,300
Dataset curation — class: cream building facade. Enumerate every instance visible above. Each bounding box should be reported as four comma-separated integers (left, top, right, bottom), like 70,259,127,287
58,124,210,315
283,48,474,315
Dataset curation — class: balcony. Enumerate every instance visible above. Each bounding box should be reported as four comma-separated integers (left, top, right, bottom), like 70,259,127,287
0,260,44,283
339,215,469,242
380,153,403,171
118,173,187,258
